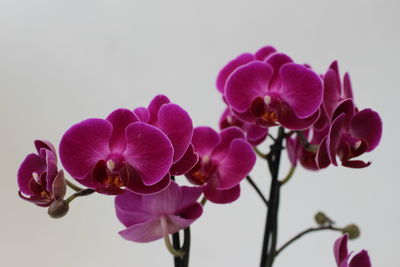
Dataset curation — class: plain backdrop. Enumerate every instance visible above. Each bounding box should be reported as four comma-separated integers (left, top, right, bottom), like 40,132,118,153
0,0,399,266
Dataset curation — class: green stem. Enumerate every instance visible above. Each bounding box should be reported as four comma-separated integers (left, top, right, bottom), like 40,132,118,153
65,188,95,203
66,179,84,192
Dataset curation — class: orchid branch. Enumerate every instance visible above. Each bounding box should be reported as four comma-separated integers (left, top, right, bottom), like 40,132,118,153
246,176,269,207
274,225,343,257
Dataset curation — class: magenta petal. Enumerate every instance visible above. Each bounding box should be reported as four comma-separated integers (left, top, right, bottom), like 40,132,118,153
254,46,277,60
34,140,56,158
343,73,354,100
170,144,199,176
316,136,331,169
115,196,150,227
178,186,203,211
191,127,221,157
204,183,240,204
107,109,139,153
119,218,162,243
217,139,256,190
286,137,300,167
124,122,173,186
246,124,268,146
279,63,323,118
327,113,346,166
279,104,320,130
332,99,356,127
158,103,193,162
323,69,342,118
59,118,112,179
342,160,371,168
43,149,58,192
148,94,171,124
349,250,371,267
167,208,202,230
334,234,349,266
225,61,273,112
212,126,245,161
133,107,150,123
265,53,293,90
350,109,382,152
142,181,181,215
18,154,46,195
216,53,255,93
125,172,171,195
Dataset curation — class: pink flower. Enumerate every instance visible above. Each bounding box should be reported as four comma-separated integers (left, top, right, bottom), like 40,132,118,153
186,126,256,204
133,95,198,176
18,140,66,206
115,181,203,243
334,234,371,267
59,108,174,195
217,46,323,130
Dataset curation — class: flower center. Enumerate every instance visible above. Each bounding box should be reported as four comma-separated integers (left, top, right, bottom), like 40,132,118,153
261,111,278,124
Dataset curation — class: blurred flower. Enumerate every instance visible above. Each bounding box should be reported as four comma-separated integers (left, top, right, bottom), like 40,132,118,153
317,98,382,168
334,234,371,267
186,126,256,203
18,140,66,206
115,181,203,243
59,108,174,195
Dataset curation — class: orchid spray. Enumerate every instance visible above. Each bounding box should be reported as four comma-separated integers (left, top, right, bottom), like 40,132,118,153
17,45,381,267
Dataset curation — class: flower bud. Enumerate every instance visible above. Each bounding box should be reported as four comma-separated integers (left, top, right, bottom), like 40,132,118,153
47,199,69,219
342,224,360,240
314,211,330,226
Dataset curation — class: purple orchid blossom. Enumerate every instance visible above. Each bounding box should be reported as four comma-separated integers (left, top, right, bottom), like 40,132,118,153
18,140,66,206
185,126,256,204
334,234,372,267
59,108,175,195
219,107,268,146
316,99,382,168
133,95,198,176
115,181,203,243
315,62,382,168
216,46,323,130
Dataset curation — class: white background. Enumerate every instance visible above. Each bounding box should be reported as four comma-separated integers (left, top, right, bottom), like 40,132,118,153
0,0,399,266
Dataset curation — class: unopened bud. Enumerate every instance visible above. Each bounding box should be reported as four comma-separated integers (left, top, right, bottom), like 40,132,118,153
48,199,69,219
342,224,360,240
314,211,330,226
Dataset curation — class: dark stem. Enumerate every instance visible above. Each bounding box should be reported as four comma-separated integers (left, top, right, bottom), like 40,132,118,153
172,232,182,267
275,225,343,257
260,127,285,267
246,176,269,207
182,227,191,267
171,176,183,267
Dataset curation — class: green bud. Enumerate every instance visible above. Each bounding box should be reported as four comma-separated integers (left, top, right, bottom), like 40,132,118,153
342,224,360,240
47,199,69,219
314,211,330,226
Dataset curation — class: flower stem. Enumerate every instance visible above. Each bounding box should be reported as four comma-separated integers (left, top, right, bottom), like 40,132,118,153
246,176,269,207
65,179,84,192
161,217,185,258
279,166,296,185
182,227,191,267
260,127,285,267
65,188,95,204
274,225,343,257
